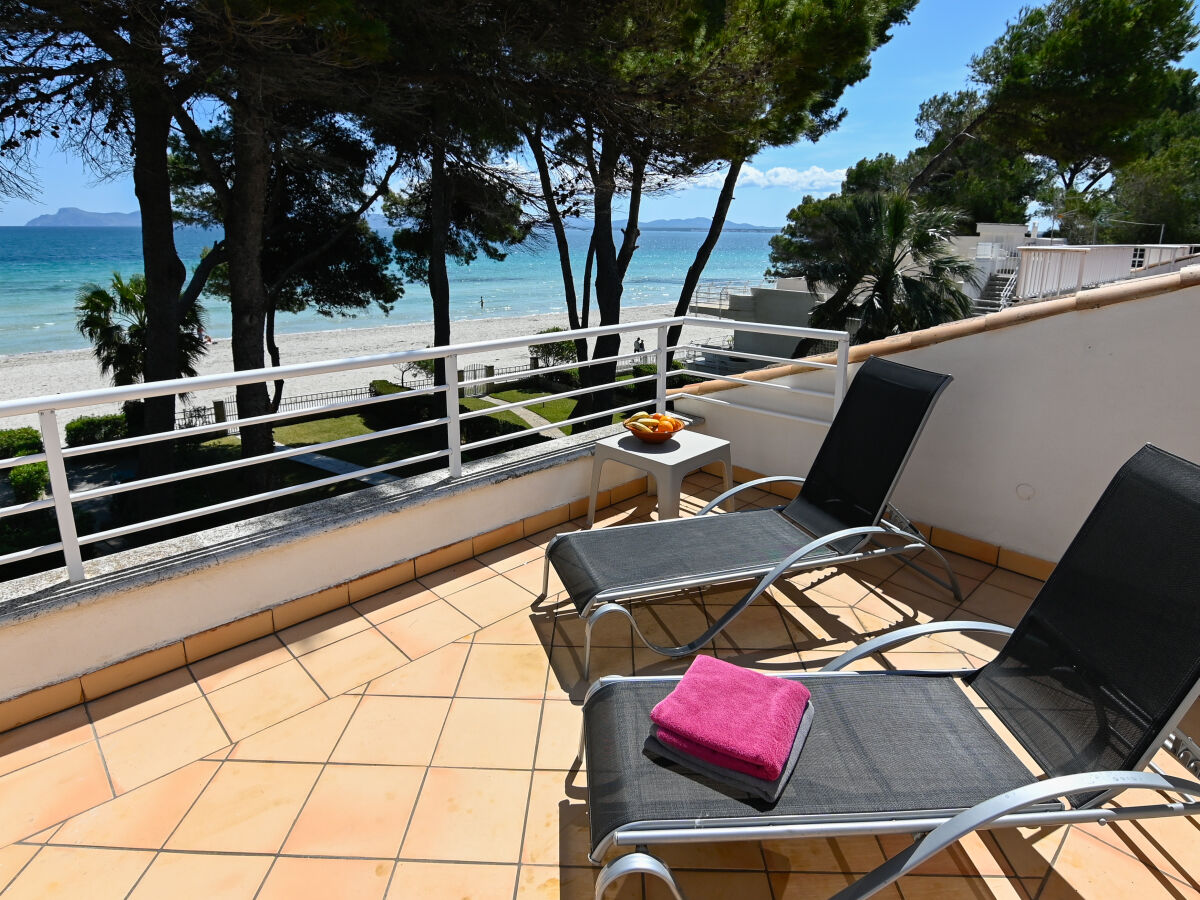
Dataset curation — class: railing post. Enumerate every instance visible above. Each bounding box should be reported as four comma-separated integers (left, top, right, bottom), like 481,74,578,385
445,354,462,478
38,409,85,582
833,338,850,415
655,324,670,413
1075,249,1088,295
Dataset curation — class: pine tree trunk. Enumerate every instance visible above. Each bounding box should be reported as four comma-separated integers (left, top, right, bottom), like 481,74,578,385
127,71,185,523
667,158,743,366
226,72,274,471
427,142,452,388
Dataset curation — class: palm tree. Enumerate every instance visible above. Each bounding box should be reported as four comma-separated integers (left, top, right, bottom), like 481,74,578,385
769,193,980,345
75,273,208,386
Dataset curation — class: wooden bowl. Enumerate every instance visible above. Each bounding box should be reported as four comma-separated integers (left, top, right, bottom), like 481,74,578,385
624,416,685,444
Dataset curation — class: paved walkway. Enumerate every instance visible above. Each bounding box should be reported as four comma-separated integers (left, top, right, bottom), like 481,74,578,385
473,395,568,440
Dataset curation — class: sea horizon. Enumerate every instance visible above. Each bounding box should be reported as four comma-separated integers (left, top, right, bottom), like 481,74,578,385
0,225,774,357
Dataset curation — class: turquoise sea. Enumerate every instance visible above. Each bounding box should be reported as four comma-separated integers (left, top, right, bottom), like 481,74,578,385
0,226,776,357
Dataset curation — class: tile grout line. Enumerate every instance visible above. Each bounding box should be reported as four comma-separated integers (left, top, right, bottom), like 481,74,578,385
510,689,551,900
381,630,473,900
252,688,373,899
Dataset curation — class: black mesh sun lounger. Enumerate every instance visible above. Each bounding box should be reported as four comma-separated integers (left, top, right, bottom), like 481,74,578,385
543,355,963,676
580,444,1200,900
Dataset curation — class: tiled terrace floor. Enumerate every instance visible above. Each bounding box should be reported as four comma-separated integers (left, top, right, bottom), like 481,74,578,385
0,473,1197,898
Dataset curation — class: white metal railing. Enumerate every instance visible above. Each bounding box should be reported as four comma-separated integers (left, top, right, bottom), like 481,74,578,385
0,316,849,584
1014,244,1200,301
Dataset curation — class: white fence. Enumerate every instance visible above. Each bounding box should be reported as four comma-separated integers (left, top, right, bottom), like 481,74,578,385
1014,244,1200,301
0,316,848,584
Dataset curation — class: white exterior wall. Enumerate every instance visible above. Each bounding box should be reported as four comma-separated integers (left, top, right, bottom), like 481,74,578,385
677,286,1200,562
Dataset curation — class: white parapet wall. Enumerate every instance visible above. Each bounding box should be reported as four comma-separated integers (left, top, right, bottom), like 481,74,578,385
0,441,646,700
675,282,1200,563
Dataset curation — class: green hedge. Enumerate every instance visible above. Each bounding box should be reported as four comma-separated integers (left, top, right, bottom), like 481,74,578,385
9,463,49,503
65,413,129,447
0,427,43,458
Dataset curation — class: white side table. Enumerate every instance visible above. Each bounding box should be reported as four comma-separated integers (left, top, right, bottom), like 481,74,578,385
587,429,734,526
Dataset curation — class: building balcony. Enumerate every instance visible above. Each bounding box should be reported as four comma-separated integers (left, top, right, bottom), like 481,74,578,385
1,273,1199,898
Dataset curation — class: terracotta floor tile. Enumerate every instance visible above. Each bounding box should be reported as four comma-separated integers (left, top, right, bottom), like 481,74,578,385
959,584,1033,628
354,581,440,624
876,833,1014,878
227,695,358,762
917,549,998,582
645,870,775,899
128,851,272,899
802,571,873,606
546,645,635,700
432,698,541,769
762,835,885,872
0,843,38,892
190,635,291,693
130,854,273,900
206,659,326,742
885,563,980,606
521,769,591,865
456,643,549,699
894,874,1031,899
771,872,901,899
332,695,451,766
981,567,1044,599
165,760,321,853
506,558,564,597
278,605,371,655
711,604,801,652
472,608,554,645
444,574,537,627
0,706,94,779
87,668,201,738
0,740,112,845
853,583,957,628
388,861,517,899
1040,826,1200,899
1,846,154,900
283,763,424,858
553,606,634,648
260,857,392,900
515,865,641,900
534,700,583,771
711,646,803,674
526,522,581,548
401,767,531,863
376,599,478,659
52,760,219,849
366,642,469,697
656,839,770,871
419,558,494,597
629,598,712,649
297,628,409,696
478,537,544,573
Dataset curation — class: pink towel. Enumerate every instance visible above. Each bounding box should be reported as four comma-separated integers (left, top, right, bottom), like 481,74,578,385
650,655,811,782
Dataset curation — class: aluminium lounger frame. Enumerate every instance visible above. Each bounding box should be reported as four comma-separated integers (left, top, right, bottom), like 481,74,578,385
542,355,964,677
580,622,1200,900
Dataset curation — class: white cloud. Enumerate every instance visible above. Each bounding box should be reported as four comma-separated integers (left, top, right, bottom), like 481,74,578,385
690,164,845,192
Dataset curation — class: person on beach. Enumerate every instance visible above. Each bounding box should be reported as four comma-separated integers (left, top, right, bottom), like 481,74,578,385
633,337,645,353
480,296,485,308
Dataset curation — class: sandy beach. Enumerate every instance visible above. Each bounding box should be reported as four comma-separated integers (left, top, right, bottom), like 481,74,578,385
0,304,714,432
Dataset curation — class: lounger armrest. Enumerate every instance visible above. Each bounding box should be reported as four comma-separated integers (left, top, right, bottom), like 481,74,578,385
829,770,1200,900
697,476,807,516
820,621,1014,672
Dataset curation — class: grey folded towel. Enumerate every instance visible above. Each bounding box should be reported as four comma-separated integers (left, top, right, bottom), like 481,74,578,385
644,701,815,803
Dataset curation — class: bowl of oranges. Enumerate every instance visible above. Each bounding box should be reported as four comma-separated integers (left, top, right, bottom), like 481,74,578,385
623,411,686,443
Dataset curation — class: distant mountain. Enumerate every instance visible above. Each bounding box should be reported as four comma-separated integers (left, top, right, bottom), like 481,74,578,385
25,207,142,227
635,217,776,232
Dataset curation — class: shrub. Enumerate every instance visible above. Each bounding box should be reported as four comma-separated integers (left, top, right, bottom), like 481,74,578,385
0,427,43,459
532,327,577,366
9,463,49,503
361,383,442,432
65,413,129,447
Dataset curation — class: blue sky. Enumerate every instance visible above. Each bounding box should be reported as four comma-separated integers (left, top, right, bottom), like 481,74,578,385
2,0,1197,228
